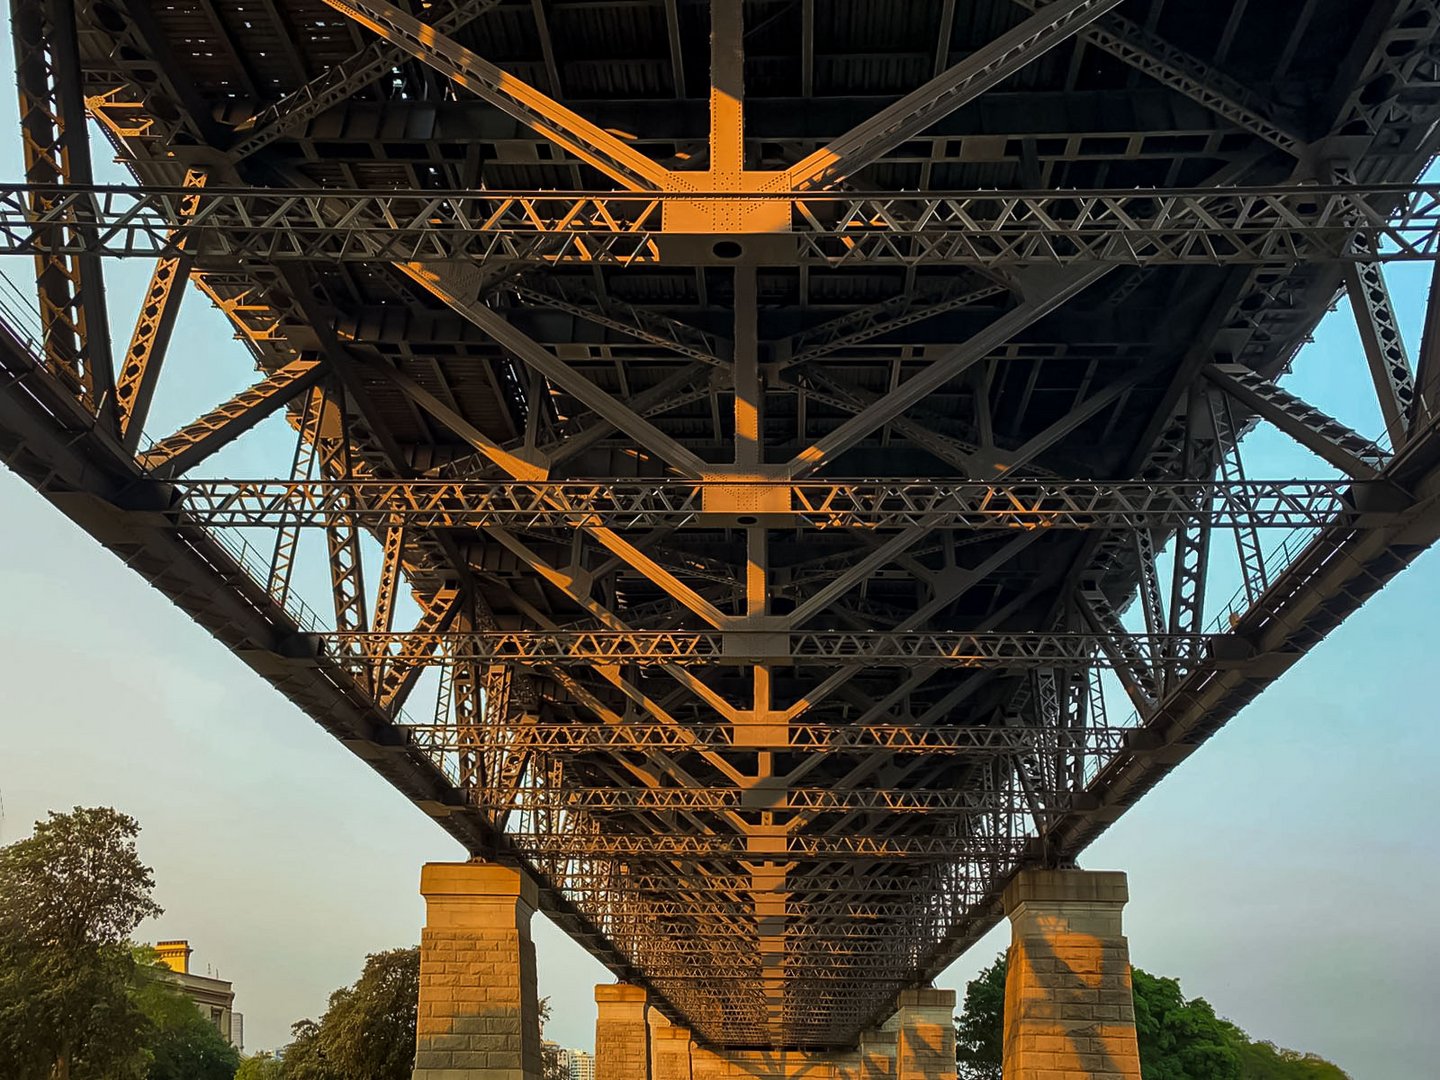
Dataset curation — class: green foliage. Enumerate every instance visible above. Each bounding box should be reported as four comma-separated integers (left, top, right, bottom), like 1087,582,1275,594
281,948,419,1080
132,954,239,1080
0,807,163,951
234,1053,285,1080
273,955,562,1080
278,1019,332,1080
1130,968,1242,1080
540,996,568,1080
0,807,164,1080
954,954,1005,1080
1235,1041,1352,1079
952,952,1351,1080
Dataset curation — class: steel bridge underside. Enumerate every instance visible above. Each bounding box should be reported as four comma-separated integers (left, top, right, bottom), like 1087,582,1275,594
4,0,1440,1051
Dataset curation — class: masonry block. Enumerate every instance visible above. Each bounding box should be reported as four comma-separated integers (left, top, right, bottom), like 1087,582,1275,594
650,1010,695,1080
596,983,651,1080
413,862,542,1080
893,986,956,1080
1001,869,1141,1080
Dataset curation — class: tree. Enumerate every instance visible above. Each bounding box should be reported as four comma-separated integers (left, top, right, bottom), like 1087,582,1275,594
133,953,239,1080
234,1053,284,1080
1130,968,1242,1080
952,953,1350,1080
274,949,569,1080
540,996,568,1080
281,948,419,1080
954,954,1005,1080
278,1019,333,1080
0,807,164,1080
1235,1041,1351,1080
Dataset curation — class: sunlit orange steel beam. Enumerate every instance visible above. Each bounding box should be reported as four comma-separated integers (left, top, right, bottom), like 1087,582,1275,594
115,168,206,451
140,357,324,477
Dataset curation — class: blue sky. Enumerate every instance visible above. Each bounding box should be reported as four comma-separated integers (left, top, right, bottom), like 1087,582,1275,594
0,61,1437,1079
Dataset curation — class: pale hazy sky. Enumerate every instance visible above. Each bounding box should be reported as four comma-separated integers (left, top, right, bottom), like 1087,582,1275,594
0,42,1437,1078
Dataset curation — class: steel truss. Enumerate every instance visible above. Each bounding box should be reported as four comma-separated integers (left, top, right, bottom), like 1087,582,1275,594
0,184,1437,266
4,0,1440,1053
149,478,1386,531
317,629,1223,667
390,722,1133,754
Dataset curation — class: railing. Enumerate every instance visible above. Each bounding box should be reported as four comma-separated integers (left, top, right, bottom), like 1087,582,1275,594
0,268,42,350
1206,525,1321,635
205,523,435,738
204,525,325,635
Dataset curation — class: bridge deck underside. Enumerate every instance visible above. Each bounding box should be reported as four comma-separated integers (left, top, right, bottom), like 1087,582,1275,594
4,0,1440,1050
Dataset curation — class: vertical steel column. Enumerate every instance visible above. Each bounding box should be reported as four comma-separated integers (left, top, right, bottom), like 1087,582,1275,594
1165,384,1217,685
370,520,406,696
1210,392,1268,607
1346,257,1419,449
317,391,370,672
268,386,327,610
115,168,206,450
11,0,115,416
710,0,745,181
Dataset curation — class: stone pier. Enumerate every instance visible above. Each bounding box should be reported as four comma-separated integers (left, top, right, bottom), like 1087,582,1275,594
650,1010,695,1080
413,862,542,1080
606,986,957,1080
596,983,651,1080
1001,869,1142,1080
893,988,957,1080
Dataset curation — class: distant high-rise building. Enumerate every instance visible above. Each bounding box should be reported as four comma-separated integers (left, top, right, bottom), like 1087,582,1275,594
566,1048,596,1080
152,939,244,1052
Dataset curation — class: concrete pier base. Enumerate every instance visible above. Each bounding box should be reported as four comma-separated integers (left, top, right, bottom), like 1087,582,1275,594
413,862,542,1080
1001,869,1142,1080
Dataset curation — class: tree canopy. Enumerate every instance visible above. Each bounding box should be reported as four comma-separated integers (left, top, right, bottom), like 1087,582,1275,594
281,947,419,1080
1130,968,1244,1080
133,952,241,1080
955,955,1005,1080
272,953,567,1080
1235,1041,1354,1080
953,953,1351,1080
234,1053,285,1080
0,806,164,1080
540,996,568,1080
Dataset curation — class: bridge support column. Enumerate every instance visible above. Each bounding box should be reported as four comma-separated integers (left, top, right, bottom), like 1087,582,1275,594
894,988,957,1080
649,1012,693,1080
858,1029,897,1078
595,983,651,1080
413,862,542,1080
1002,869,1141,1080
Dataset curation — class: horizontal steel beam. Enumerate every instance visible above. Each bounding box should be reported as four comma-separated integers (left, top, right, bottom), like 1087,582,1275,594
504,832,1029,860
398,722,1135,754
312,629,1234,666
621,898,975,920
147,477,1393,530
269,89,1238,147
0,184,1435,267
471,786,1088,814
